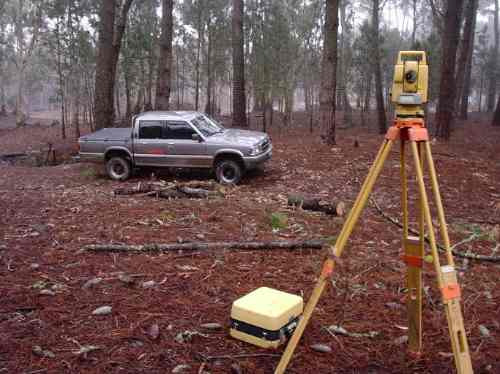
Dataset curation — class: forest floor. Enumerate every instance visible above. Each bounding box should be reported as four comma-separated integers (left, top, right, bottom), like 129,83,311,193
0,112,499,373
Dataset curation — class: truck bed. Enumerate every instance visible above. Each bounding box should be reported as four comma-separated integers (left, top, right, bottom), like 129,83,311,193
80,128,132,142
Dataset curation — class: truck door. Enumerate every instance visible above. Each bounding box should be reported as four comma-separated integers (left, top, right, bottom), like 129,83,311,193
164,121,211,167
134,120,170,166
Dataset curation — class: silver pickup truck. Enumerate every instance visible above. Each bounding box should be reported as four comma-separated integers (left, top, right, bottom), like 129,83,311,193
78,111,272,184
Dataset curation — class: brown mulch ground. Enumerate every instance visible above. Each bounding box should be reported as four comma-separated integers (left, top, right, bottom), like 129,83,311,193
0,114,499,373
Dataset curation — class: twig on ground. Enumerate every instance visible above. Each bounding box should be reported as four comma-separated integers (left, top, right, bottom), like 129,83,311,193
370,197,500,263
198,352,280,361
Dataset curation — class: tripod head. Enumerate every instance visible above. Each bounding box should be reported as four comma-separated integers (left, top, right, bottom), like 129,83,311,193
391,51,428,120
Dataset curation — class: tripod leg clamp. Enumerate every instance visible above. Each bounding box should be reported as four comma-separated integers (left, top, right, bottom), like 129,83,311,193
441,284,461,301
440,265,462,302
403,255,423,268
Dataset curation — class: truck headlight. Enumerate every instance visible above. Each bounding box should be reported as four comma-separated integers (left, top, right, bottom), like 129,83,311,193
249,145,262,156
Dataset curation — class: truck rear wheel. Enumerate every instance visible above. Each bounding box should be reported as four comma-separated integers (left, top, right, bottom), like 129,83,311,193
106,157,131,181
215,159,243,185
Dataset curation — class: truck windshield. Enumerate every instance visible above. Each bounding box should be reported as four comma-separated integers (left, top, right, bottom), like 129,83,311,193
191,115,224,137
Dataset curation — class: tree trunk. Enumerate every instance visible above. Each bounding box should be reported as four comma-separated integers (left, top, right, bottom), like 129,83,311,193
319,0,339,145
205,23,213,115
155,0,174,110
372,0,386,134
195,9,203,111
411,0,418,47
487,0,499,112
492,94,500,126
455,0,478,115
435,0,464,140
232,0,247,127
94,0,134,130
459,0,478,119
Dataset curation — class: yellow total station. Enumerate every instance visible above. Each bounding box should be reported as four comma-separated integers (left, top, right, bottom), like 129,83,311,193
391,51,429,119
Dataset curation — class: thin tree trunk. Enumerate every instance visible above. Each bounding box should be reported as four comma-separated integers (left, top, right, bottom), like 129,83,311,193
487,0,499,112
205,23,213,115
319,0,339,145
459,0,478,119
232,0,247,127
435,0,465,140
155,0,174,110
411,0,417,47
195,9,203,111
372,0,386,134
492,95,500,126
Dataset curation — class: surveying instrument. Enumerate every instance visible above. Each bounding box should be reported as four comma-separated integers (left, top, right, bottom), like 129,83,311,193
274,51,473,373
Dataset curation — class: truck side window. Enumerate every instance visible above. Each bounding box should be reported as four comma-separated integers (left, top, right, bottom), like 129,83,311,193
139,121,163,139
165,121,197,140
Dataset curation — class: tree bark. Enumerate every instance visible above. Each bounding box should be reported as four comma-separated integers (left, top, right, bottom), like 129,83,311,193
155,0,174,110
455,0,478,115
435,0,464,140
487,0,499,112
372,0,386,134
319,0,339,145
94,0,134,130
232,0,247,127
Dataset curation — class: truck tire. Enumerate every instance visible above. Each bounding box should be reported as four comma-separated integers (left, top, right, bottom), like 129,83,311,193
106,157,131,181
215,159,243,185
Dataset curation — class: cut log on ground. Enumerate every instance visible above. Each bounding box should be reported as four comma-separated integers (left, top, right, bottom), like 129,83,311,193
82,239,326,253
288,195,346,216
114,181,224,199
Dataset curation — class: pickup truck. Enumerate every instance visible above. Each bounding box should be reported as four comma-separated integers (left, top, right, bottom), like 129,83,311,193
78,111,272,184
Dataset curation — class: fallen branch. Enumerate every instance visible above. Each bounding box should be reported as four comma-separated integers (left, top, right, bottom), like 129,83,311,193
288,195,346,216
113,181,223,200
82,239,326,253
370,198,500,263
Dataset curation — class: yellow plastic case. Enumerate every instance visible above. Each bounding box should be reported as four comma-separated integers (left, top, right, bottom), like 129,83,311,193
230,287,303,348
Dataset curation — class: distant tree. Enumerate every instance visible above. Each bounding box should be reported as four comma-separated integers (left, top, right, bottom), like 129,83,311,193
456,0,478,119
492,96,500,126
319,0,339,144
94,0,134,130
372,0,386,134
5,0,44,127
435,0,464,140
486,0,499,112
155,0,174,110
232,0,247,127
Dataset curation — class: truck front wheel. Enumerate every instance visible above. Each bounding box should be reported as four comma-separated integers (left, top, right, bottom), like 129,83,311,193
106,157,131,181
215,159,243,185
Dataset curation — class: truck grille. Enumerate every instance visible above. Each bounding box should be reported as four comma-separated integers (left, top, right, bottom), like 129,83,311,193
262,139,270,151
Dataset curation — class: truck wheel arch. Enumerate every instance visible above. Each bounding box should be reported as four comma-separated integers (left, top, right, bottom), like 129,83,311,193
104,148,132,162
213,152,245,171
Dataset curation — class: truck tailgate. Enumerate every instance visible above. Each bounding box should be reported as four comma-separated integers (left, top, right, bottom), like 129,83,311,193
80,128,132,142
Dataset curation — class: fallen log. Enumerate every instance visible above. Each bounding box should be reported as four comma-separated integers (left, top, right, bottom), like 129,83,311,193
114,182,223,199
82,239,326,253
288,195,346,216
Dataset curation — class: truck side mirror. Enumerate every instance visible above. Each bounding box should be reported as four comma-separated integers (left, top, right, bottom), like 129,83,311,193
192,133,202,142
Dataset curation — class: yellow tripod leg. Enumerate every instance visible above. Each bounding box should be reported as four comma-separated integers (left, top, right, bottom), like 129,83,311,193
424,142,473,373
404,141,424,354
410,141,473,374
274,139,395,374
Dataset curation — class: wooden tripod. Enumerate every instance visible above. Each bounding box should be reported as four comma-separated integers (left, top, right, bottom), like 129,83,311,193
275,119,473,374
